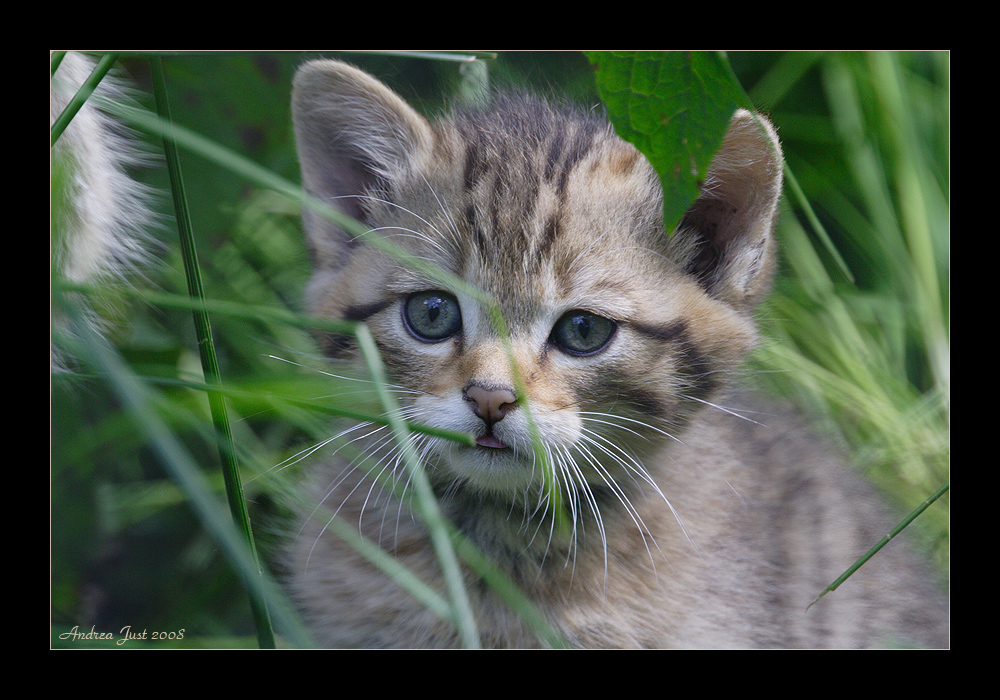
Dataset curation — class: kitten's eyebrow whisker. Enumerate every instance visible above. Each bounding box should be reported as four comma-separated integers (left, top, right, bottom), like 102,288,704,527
334,193,451,246
265,353,422,395
416,168,463,247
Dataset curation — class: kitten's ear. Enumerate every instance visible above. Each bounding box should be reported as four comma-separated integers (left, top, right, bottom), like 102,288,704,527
669,109,783,310
292,59,434,268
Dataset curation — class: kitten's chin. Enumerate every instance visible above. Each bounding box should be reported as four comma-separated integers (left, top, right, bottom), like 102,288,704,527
435,442,539,495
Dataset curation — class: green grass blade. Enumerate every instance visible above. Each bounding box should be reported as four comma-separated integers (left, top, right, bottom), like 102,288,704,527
63,299,311,647
149,57,275,649
51,52,118,146
807,482,949,610
354,326,481,648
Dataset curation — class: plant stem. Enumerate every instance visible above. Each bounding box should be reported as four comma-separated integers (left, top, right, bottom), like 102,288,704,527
150,57,275,649
807,482,949,611
51,52,119,146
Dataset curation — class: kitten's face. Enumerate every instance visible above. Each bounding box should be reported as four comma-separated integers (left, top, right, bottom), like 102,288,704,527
293,61,781,503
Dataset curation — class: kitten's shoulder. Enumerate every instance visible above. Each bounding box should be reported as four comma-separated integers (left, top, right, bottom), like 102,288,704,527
694,390,949,648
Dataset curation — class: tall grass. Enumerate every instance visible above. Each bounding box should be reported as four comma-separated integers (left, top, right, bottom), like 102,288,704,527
745,51,949,570
50,51,948,647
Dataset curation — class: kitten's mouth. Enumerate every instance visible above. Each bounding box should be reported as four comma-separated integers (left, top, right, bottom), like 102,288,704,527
475,433,508,449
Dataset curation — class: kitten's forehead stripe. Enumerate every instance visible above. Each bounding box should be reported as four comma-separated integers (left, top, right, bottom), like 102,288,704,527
455,99,602,229
546,116,602,198
446,96,622,317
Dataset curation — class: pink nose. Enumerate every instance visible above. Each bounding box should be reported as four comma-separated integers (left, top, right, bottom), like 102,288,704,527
464,385,517,425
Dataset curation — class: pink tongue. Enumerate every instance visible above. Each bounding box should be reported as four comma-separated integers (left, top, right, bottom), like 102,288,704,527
476,434,507,449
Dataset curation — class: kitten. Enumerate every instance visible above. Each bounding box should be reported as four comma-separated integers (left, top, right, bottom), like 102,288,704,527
284,58,948,648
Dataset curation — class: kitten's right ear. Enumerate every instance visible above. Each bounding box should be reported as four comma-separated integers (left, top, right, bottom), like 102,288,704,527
292,59,434,268
669,109,784,311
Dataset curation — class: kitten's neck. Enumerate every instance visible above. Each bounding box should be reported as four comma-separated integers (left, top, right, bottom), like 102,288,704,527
434,472,659,585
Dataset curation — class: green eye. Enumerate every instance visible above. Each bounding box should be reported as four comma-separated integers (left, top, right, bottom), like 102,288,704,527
551,310,616,355
403,291,462,342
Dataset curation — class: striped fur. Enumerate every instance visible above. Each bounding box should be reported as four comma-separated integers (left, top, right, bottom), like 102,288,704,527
284,59,947,648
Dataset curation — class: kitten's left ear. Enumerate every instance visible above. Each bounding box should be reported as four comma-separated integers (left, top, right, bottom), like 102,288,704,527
670,109,784,310
292,59,435,269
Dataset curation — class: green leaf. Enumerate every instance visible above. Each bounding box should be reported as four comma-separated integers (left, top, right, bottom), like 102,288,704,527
585,51,745,232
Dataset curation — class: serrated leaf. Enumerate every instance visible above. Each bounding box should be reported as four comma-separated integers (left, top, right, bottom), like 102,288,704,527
585,51,745,233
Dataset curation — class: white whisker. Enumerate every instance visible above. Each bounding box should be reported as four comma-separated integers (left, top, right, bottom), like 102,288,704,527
682,394,769,426
578,410,685,444
576,422,698,557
